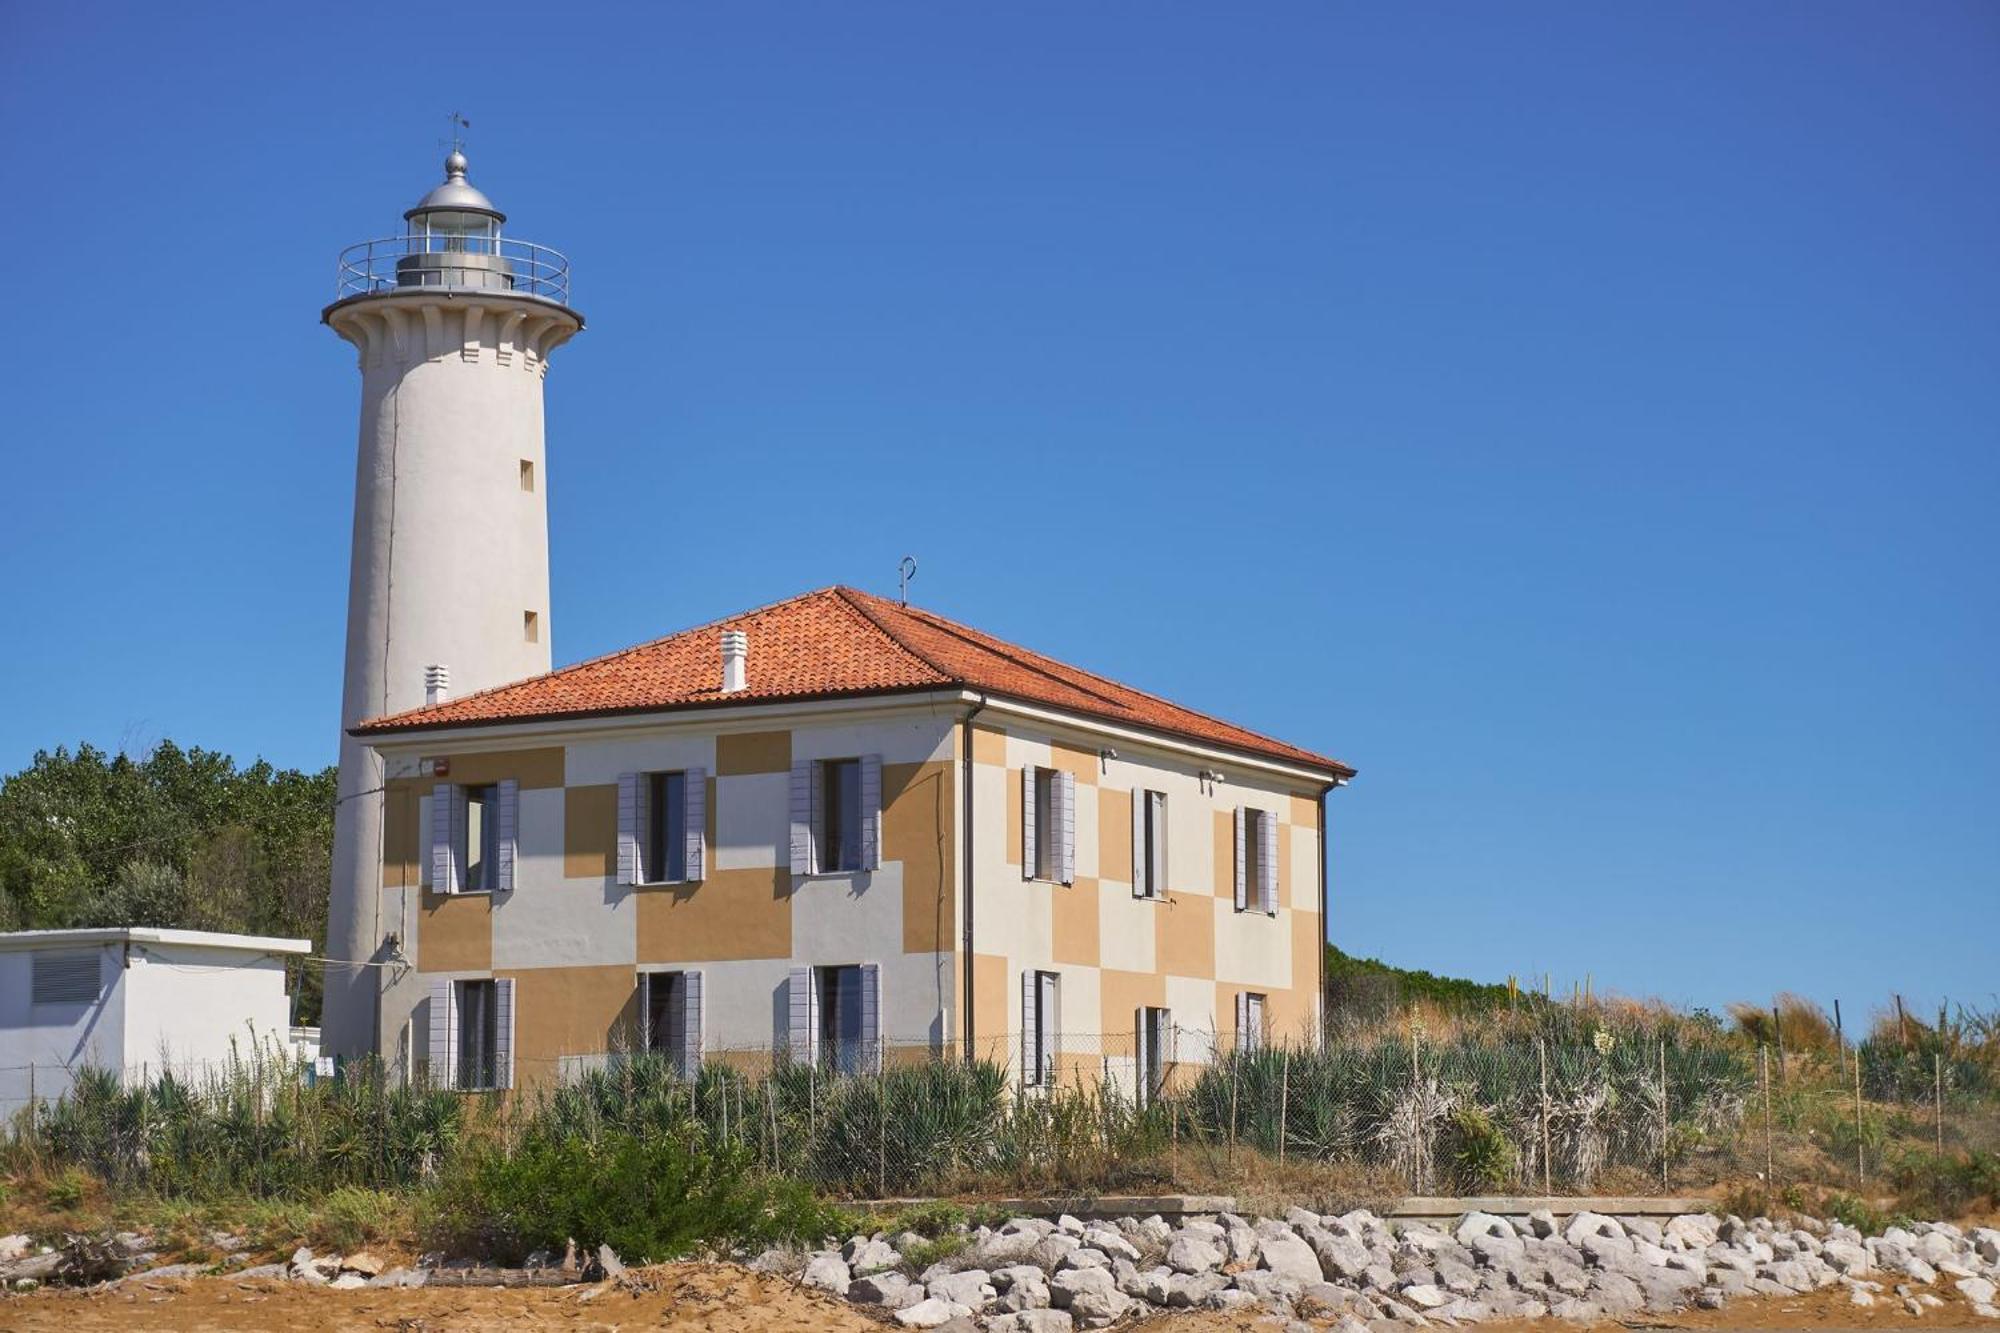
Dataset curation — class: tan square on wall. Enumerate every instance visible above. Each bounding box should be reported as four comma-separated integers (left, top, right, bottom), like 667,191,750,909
417,891,492,972
1097,788,1132,885
499,964,639,1080
1048,740,1099,786
884,760,954,955
1051,876,1101,967
971,724,1007,767
564,784,617,878
1155,891,1216,979
716,730,791,776
1212,809,1236,899
637,866,791,962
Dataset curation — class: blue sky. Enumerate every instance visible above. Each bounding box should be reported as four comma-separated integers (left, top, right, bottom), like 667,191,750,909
3,3,1995,1016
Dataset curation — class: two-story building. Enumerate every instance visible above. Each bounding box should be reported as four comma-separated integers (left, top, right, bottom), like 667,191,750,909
350,586,1351,1095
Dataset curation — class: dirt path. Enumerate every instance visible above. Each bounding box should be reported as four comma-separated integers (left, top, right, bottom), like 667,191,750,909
1,1264,1992,1332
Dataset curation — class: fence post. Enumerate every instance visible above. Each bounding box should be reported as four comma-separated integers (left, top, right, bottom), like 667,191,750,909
1761,1044,1773,1190
1278,1048,1291,1168
1658,1039,1669,1193
1854,1046,1865,1186
1772,1003,1785,1083
26,1062,34,1152
1171,1097,1180,1182
877,1071,889,1200
1538,1038,1552,1197
1227,1050,1240,1170
1834,998,1845,1078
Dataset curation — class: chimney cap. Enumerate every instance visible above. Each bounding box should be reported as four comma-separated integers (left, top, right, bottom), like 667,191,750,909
721,629,748,693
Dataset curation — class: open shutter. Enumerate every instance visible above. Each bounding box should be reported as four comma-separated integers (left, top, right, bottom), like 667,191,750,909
860,754,882,870
682,970,704,1077
683,768,706,882
1021,766,1037,879
1232,806,1248,911
787,966,817,1064
495,779,519,892
1057,770,1076,885
1150,792,1168,897
417,793,433,888
860,962,881,1073
1134,1006,1149,1102
1022,969,1039,1086
431,783,457,894
789,761,813,875
616,773,639,886
1235,991,1250,1051
428,978,458,1089
1131,787,1147,897
1258,810,1279,914
494,977,516,1090
637,971,652,1053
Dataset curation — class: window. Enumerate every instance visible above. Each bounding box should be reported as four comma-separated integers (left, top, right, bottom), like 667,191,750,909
1238,992,1267,1053
457,979,499,1090
31,951,100,1006
1234,806,1277,914
818,964,866,1075
644,771,688,884
821,759,862,872
1137,1006,1172,1105
519,458,535,491
523,610,540,643
1023,764,1074,884
642,969,702,1072
464,785,498,892
1024,970,1059,1087
1134,788,1167,899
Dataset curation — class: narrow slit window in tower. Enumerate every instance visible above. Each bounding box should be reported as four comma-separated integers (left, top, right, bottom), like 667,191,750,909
523,610,540,643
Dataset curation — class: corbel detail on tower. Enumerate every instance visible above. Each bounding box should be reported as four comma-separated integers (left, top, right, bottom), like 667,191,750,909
461,304,487,363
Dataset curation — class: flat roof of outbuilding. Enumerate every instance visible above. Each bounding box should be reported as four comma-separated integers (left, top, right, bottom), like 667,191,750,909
0,928,311,955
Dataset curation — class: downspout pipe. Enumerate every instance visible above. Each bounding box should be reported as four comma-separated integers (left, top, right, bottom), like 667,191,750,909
1318,775,1349,1046
960,695,987,1061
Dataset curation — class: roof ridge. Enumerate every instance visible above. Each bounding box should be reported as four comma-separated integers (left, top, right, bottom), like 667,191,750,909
830,587,957,683
366,586,846,727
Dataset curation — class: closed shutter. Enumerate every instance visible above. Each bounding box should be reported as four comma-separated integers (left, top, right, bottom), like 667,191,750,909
1057,770,1076,885
1022,969,1039,1086
417,793,433,888
860,962,881,1073
495,779,519,892
637,971,652,1053
1021,766,1037,879
633,774,652,884
1150,792,1168,897
428,978,458,1089
789,761,813,875
1232,806,1247,911
494,977,516,1090
1235,991,1250,1050
1249,994,1264,1050
431,782,457,893
1131,786,1147,898
1258,809,1279,915
683,768,706,882
1038,971,1058,1086
1135,1006,1149,1103
682,970,704,1077
616,773,639,887
787,966,817,1064
860,754,882,870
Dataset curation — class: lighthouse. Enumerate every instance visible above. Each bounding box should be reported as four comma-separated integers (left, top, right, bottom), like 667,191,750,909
321,151,582,1057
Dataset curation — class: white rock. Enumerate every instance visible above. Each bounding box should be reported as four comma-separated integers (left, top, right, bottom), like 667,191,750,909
850,1272,922,1310
894,1296,972,1328
1260,1230,1324,1284
1164,1234,1224,1275
846,1237,901,1276
927,1268,993,1306
329,1274,367,1290
1401,1283,1450,1309
1959,1277,2000,1306
802,1250,851,1296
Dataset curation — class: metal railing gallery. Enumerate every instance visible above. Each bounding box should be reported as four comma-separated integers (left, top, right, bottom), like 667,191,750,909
332,233,572,304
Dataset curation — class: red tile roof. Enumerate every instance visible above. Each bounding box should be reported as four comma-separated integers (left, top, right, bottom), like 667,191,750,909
353,587,1351,775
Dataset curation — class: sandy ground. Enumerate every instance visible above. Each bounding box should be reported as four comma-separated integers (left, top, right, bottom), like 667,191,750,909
0,1263,1993,1332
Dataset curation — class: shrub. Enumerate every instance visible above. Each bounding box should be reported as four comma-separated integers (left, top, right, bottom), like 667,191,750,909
45,1165,91,1211
426,1129,840,1264
309,1186,405,1253
1445,1105,1517,1192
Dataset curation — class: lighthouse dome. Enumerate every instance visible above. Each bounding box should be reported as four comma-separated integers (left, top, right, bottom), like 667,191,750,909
406,150,505,222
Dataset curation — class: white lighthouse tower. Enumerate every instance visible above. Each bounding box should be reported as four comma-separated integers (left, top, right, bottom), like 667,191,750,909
321,151,582,1057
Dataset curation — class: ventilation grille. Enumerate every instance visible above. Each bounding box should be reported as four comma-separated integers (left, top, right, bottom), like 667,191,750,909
31,950,101,1006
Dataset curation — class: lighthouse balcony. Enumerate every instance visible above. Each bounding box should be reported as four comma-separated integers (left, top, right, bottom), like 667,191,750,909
335,234,571,305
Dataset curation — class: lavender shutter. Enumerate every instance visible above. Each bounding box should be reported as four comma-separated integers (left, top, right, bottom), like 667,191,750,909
495,779,519,892
683,768,706,881
1057,770,1076,885
616,773,639,886
431,782,457,893
1135,1006,1149,1101
494,977,516,1090
1150,792,1168,897
1258,810,1279,915
682,970,704,1077
860,962,881,1072
1021,766,1037,879
428,978,458,1089
636,971,652,1053
632,773,652,884
788,761,813,875
1232,806,1248,911
860,754,882,870
1131,786,1147,897
1021,968,1039,1085
1235,991,1250,1051
787,966,816,1063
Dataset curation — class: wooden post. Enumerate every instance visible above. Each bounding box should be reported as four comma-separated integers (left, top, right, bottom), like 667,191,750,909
1772,1002,1786,1083
1896,994,1908,1049
1854,1046,1865,1186
1227,1053,1240,1169
1278,1048,1291,1166
1834,998,1845,1077
1934,1051,1945,1214
1761,1044,1773,1189
1171,1097,1180,1181
1539,1037,1552,1197
1658,1039,1670,1193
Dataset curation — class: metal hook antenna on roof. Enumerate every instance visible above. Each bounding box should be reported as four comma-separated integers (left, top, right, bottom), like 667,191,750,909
898,556,918,606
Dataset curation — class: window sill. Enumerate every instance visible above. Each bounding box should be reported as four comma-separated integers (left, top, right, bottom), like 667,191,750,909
636,877,700,889
425,888,493,899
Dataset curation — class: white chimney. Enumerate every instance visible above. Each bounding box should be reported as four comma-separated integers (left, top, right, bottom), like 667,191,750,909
425,664,451,705
721,630,748,694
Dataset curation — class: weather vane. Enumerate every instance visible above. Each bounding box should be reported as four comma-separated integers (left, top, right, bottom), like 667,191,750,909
442,111,471,155
898,556,918,606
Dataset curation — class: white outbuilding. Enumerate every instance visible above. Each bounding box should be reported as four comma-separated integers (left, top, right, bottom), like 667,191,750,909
0,927,313,1113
